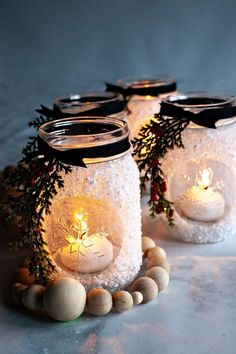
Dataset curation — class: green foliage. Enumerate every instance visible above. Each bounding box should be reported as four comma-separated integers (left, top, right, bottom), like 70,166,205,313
5,115,72,284
133,112,189,225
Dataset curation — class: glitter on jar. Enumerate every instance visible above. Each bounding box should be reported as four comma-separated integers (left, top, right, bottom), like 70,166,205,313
161,93,236,243
39,117,142,292
116,76,177,139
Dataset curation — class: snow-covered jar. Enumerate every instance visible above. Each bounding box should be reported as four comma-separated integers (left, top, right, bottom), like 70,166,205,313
106,76,177,139
161,92,236,243
54,91,127,121
39,117,142,291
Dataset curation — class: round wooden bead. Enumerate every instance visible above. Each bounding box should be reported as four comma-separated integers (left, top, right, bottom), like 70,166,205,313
87,288,112,316
44,277,86,321
147,256,171,274
11,282,28,305
145,266,169,291
112,291,133,313
22,284,45,310
132,291,143,305
142,236,156,255
147,246,166,260
15,267,36,285
132,277,158,303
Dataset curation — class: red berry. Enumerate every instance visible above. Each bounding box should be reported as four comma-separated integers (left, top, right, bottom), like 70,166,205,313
152,181,158,192
161,181,167,192
151,158,159,167
30,162,37,170
29,178,37,186
156,203,164,214
151,193,158,201
169,209,174,218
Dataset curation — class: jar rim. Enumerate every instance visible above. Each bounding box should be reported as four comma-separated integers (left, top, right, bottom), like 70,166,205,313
39,116,130,150
54,91,125,116
117,75,176,90
163,92,235,109
55,91,123,107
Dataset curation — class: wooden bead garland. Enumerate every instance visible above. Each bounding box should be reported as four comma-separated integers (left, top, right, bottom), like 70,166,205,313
147,256,171,274
141,236,156,255
44,277,86,321
147,246,167,260
10,235,171,321
112,291,133,312
145,267,169,291
87,288,113,316
132,277,158,303
22,284,45,310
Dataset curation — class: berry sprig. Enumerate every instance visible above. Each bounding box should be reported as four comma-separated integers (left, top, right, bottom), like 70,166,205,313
133,110,189,225
4,114,73,284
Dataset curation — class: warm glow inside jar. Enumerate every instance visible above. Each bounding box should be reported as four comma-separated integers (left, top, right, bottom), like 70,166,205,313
54,91,127,120
39,117,142,291
161,93,236,243
116,76,177,139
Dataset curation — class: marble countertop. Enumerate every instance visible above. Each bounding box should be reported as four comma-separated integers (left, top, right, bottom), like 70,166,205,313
0,197,235,354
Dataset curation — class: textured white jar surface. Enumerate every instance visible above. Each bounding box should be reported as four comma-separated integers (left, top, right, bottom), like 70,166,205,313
162,119,236,243
44,154,142,292
128,92,177,140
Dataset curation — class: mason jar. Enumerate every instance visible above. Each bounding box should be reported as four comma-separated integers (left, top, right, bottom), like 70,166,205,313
38,117,142,291
161,92,236,243
54,91,127,120
107,75,177,139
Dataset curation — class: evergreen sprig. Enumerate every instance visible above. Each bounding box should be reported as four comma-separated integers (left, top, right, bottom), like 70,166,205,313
5,114,72,284
133,111,189,225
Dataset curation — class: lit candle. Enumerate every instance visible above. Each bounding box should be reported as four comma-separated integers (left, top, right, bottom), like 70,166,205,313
57,210,113,273
180,168,225,222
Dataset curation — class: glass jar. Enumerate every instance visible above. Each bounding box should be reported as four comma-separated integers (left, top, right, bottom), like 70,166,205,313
54,91,127,121
39,117,142,291
107,75,177,139
161,92,236,243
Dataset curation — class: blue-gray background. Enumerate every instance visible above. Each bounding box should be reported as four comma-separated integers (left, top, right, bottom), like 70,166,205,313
1,0,236,168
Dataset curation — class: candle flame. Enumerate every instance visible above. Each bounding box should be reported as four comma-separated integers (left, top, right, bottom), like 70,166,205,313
196,168,213,189
74,210,88,239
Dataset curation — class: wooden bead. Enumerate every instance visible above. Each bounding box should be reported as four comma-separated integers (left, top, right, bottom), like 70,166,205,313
87,288,112,316
147,246,166,260
132,277,158,303
147,256,171,274
15,267,36,285
11,282,28,305
132,291,143,305
142,236,156,255
113,291,133,312
22,285,45,310
145,266,169,291
44,277,86,321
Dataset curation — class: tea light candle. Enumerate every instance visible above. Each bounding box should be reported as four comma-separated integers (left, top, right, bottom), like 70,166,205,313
181,169,225,222
58,211,113,273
